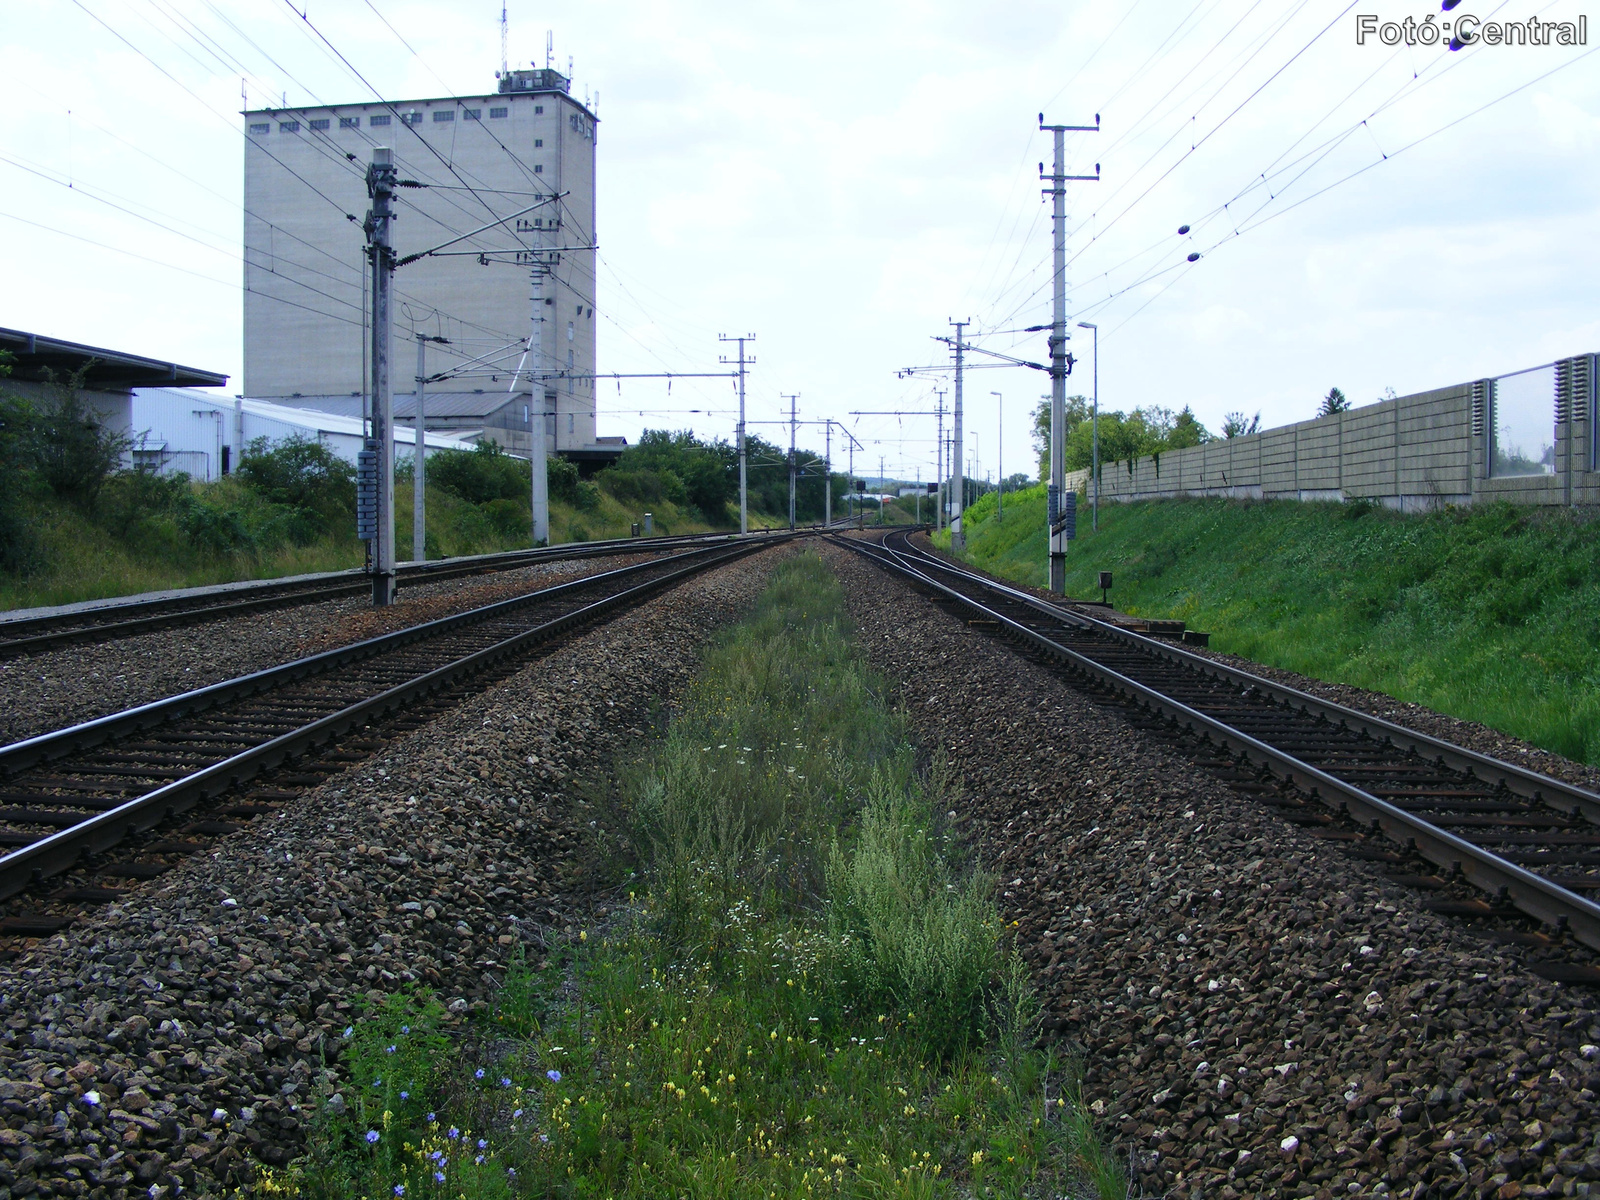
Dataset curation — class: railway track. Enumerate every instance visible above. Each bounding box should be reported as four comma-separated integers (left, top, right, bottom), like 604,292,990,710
0,536,785,932
837,528,1600,969
0,528,793,659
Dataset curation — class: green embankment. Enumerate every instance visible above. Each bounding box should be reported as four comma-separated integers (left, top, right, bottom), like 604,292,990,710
939,486,1600,766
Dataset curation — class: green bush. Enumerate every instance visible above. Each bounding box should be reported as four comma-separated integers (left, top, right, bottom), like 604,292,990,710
426,440,528,505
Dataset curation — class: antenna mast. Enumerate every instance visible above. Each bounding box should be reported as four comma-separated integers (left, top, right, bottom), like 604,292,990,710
545,30,553,69
499,4,508,76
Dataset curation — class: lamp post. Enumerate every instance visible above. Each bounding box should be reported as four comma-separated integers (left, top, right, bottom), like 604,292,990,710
1077,321,1098,532
990,391,1003,523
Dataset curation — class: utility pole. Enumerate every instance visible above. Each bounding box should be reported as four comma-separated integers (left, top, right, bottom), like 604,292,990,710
1039,111,1100,592
950,319,968,551
719,334,755,532
848,439,857,528
933,389,946,532
784,392,799,530
363,146,397,606
411,332,450,562
527,226,552,547
823,419,832,528
879,455,886,525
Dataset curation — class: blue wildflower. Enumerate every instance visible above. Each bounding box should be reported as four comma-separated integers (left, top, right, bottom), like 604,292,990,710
547,1069,561,1082
434,1171,445,1183
448,1127,460,1140
501,1077,512,1088
399,1091,409,1101
477,1139,487,1150
386,1045,396,1054
365,1130,380,1144
474,1068,485,1079
393,1187,405,1197
343,1026,354,1038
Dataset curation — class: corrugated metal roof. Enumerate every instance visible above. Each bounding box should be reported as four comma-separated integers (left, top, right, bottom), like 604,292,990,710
393,391,525,420
133,389,480,452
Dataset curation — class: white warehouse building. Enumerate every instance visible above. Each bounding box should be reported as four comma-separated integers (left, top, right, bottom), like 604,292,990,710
131,390,478,482
241,64,602,461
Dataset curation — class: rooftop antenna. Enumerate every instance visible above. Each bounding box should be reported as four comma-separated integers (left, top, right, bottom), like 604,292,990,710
545,30,553,69
498,3,508,77
567,54,573,79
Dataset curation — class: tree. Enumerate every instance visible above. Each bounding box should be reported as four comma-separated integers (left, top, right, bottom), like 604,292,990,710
1319,387,1350,417
1222,411,1261,439
1031,395,1090,480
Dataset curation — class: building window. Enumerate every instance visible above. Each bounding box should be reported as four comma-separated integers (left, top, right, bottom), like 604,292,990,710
308,118,330,131
432,110,453,122
339,116,360,129
533,138,543,147
534,104,544,114
533,164,543,174
489,106,508,118
463,108,482,120
567,349,575,370
402,112,422,125
279,120,300,132
370,114,391,127
248,123,270,134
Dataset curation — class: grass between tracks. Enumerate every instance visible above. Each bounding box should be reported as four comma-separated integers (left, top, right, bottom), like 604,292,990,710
267,553,1123,1200
939,488,1600,766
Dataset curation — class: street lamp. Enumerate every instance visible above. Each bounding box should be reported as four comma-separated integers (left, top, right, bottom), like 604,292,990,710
990,391,1003,523
1077,321,1098,532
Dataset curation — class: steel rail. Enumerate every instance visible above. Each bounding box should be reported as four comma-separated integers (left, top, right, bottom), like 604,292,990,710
0,537,781,901
0,528,794,659
883,535,1600,823
834,532,1600,954
0,542,744,777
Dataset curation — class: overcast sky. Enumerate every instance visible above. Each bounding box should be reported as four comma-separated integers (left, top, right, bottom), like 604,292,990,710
3,0,1596,482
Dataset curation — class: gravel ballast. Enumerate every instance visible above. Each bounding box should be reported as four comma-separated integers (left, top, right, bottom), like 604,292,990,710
0,552,666,746
826,541,1600,1200
0,547,789,1198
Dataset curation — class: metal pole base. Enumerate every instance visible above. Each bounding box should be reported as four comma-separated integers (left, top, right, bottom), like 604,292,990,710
371,572,396,607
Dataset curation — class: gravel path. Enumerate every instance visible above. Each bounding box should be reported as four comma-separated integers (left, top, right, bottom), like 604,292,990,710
827,542,1600,1200
0,547,789,1199
0,552,664,746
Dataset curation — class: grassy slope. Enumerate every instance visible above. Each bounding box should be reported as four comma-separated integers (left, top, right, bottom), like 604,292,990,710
2,486,734,612
939,485,1600,765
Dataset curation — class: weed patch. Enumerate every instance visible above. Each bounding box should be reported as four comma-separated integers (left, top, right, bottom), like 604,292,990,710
273,554,1122,1199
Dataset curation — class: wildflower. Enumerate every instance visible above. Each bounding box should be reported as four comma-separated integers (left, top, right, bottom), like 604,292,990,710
400,1092,409,1101
971,1150,983,1165
365,1130,380,1144
429,1151,443,1162
478,1140,488,1150
475,1068,485,1079
547,1069,562,1082
475,1155,485,1165
434,1171,446,1183
539,1134,549,1144
448,1127,460,1140
386,1045,397,1054
512,1109,523,1118
508,1167,517,1177
401,1025,410,1033
343,1026,354,1038
394,1187,405,1197
501,1077,512,1088
426,1112,436,1122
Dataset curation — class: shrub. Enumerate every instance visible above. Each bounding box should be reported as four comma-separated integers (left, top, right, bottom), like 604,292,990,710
27,369,130,510
426,440,527,505
235,435,355,540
